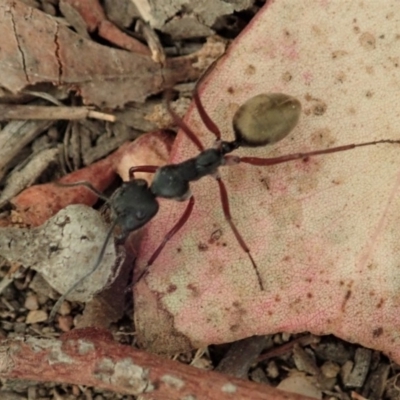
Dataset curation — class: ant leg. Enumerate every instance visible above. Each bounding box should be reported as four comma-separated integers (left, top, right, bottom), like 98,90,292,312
215,177,264,291
54,181,109,202
193,91,221,139
165,92,205,152
49,218,119,321
239,139,400,166
135,196,195,283
129,165,159,180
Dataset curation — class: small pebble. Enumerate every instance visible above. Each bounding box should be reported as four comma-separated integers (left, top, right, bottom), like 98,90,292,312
2,284,17,301
36,293,49,306
58,315,73,332
41,326,55,334
266,360,279,379
281,332,291,342
321,361,340,378
0,391,26,400
2,321,14,331
24,294,39,311
293,344,318,375
273,334,284,345
13,322,26,334
72,385,81,396
26,309,48,324
59,300,72,316
27,385,37,400
251,367,270,384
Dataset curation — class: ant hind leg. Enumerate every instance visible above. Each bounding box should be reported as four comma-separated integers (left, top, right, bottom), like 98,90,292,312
215,177,264,291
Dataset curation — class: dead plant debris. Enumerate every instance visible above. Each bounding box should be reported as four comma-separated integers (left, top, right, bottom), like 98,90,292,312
1,1,398,400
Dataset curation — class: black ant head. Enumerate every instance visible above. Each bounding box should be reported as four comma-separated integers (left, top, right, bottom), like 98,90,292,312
232,93,301,147
110,179,159,237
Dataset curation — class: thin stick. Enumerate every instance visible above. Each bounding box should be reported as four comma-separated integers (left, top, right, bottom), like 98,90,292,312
0,105,115,122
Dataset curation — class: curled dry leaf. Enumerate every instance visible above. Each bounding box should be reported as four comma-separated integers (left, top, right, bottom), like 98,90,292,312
0,205,119,302
60,0,152,57
0,1,202,108
134,0,400,365
115,130,174,183
10,143,124,227
277,372,322,400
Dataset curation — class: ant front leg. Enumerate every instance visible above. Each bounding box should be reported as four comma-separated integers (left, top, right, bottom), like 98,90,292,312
165,92,204,152
193,91,221,140
215,175,264,291
129,165,159,180
135,196,195,283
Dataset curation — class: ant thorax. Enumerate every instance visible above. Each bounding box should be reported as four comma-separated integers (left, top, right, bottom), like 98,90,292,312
150,148,227,201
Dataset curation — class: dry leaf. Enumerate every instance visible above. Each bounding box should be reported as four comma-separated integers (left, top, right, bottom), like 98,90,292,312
0,0,201,107
0,205,119,302
134,0,400,365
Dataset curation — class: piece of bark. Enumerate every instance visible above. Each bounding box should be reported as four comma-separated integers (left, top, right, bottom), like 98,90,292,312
60,0,152,57
133,0,252,36
342,348,372,389
0,147,59,208
0,0,220,108
0,120,53,182
216,335,268,378
0,329,317,400
362,362,390,400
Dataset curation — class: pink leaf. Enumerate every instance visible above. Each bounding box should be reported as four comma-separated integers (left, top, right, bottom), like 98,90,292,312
134,0,400,363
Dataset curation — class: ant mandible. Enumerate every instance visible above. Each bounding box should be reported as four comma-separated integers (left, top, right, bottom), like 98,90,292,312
49,90,399,320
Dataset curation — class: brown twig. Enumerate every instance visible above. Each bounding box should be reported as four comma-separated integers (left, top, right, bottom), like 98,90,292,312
0,328,315,400
0,105,115,122
257,334,320,362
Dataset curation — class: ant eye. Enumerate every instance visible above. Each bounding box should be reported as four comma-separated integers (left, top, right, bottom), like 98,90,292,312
136,210,146,220
233,93,301,147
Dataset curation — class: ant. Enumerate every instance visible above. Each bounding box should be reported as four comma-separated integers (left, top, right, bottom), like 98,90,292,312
49,90,400,321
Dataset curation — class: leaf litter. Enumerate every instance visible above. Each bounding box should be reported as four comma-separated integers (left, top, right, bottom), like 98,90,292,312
0,0,399,399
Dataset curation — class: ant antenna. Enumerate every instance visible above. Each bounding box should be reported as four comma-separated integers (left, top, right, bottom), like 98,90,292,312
49,181,116,320
54,180,110,202
48,218,118,321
